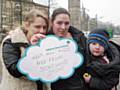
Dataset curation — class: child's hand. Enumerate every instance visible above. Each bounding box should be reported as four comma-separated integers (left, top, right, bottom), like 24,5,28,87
30,34,46,45
83,73,91,83
103,56,109,64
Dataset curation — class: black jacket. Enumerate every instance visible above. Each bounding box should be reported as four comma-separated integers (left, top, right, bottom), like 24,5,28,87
86,41,120,90
48,26,87,90
2,38,28,77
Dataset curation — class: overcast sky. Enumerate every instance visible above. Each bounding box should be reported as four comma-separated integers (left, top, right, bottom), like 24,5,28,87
81,0,120,26
58,0,120,26
33,0,120,26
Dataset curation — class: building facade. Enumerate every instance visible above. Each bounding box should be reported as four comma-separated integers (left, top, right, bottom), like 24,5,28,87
68,0,81,30
0,0,48,40
0,0,48,84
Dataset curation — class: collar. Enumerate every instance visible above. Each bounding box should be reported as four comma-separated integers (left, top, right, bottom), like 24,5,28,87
9,27,29,43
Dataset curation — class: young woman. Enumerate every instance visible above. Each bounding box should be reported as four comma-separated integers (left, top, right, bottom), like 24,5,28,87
1,9,48,90
83,28,120,90
48,8,87,90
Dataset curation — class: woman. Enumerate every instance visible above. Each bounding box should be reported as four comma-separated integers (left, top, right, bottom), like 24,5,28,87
1,9,48,90
83,28,120,90
48,8,87,90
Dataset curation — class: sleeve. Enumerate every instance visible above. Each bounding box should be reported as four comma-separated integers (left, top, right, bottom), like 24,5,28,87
89,72,119,90
2,39,23,78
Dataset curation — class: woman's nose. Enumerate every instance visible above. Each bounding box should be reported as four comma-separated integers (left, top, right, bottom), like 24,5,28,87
61,24,66,29
39,28,46,34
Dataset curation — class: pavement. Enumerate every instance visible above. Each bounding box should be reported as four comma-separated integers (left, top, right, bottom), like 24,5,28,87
110,37,120,45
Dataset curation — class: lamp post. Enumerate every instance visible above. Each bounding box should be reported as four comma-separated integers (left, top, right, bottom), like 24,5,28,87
48,0,50,19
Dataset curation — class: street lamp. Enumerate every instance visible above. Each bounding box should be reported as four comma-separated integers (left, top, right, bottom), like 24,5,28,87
48,0,50,18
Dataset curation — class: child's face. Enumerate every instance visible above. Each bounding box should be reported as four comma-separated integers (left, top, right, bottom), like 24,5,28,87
89,42,105,56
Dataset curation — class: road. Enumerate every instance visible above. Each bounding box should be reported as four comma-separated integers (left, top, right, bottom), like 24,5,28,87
110,37,120,45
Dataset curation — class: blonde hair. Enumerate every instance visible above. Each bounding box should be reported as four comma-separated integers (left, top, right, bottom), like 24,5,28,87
24,9,49,29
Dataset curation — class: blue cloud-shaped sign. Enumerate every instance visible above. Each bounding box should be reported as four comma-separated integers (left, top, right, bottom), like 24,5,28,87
17,35,84,83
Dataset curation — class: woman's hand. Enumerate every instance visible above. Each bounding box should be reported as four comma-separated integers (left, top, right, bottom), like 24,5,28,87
102,56,110,64
30,34,46,45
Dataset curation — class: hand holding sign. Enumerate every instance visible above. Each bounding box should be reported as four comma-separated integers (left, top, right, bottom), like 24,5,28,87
30,33,46,45
17,35,83,83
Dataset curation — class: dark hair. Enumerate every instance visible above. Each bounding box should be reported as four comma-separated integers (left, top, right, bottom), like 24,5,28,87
51,8,70,22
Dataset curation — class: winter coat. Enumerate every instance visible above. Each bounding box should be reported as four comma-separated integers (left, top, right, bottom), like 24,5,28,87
48,26,87,90
0,27,37,90
85,41,120,90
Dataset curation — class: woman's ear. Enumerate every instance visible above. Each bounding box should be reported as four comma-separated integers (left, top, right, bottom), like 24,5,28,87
25,21,30,28
23,21,30,34
25,21,30,29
